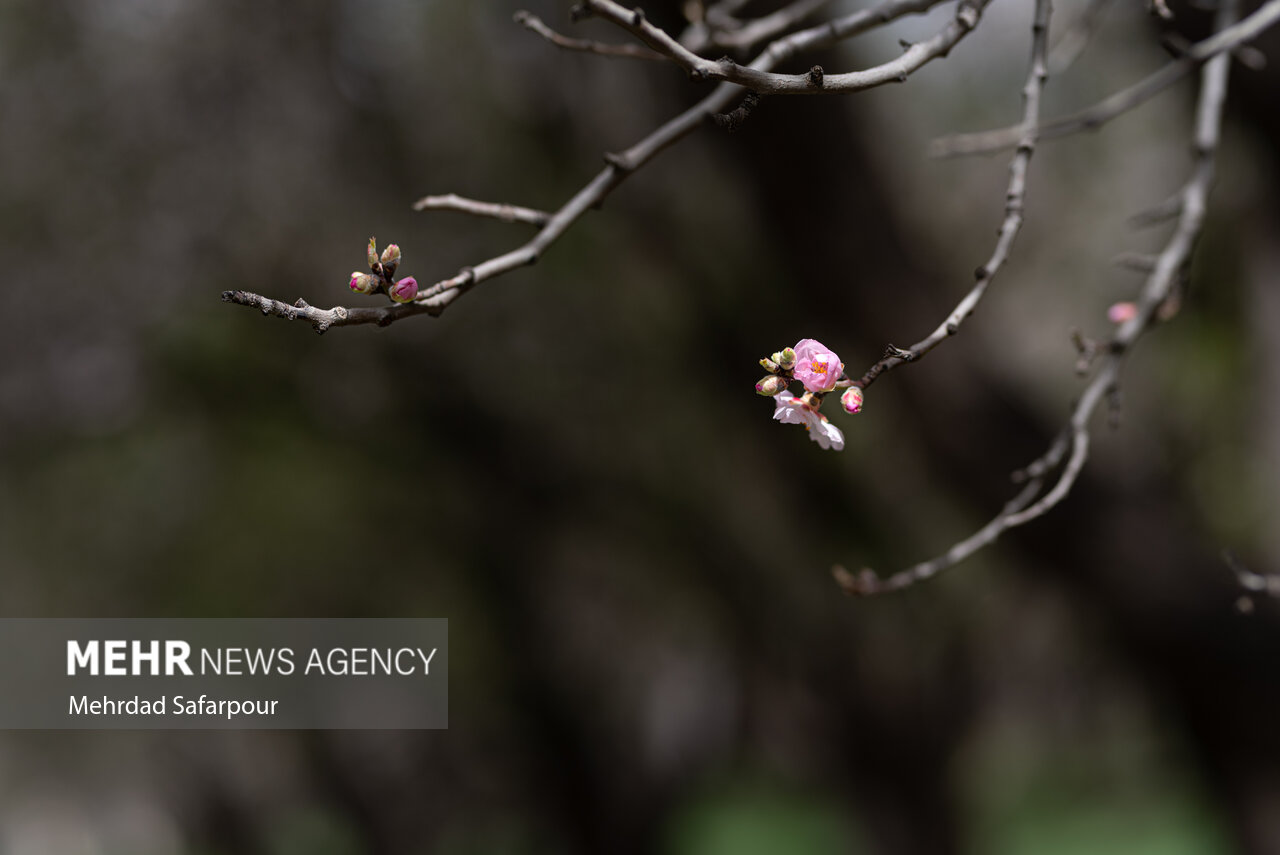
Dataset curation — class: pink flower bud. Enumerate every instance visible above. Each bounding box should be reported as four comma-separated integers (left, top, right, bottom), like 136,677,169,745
349,271,376,295
388,276,419,303
1108,301,1138,324
775,347,797,370
793,338,843,393
756,375,788,396
841,386,864,414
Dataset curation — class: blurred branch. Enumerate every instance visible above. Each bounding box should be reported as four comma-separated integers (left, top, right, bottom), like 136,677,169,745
413,194,550,227
1224,550,1280,597
681,0,836,53
842,0,1239,597
855,0,1051,391
224,0,959,332
582,0,988,95
513,11,665,61
1049,0,1113,75
930,0,1278,158
1129,192,1183,227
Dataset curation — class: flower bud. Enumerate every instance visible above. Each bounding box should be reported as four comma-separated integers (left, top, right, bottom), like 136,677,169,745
367,238,380,270
1107,301,1138,324
759,356,779,373
775,347,797,370
349,271,377,295
380,243,401,276
841,386,864,415
388,276,419,303
756,375,788,396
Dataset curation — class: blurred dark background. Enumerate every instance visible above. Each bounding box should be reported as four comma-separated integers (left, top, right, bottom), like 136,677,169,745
1,0,1279,853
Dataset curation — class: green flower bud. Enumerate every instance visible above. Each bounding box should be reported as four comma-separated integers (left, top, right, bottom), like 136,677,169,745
380,243,401,277
755,375,788,396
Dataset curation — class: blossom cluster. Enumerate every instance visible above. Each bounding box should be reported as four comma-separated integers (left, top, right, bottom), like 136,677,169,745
756,338,863,451
348,238,419,303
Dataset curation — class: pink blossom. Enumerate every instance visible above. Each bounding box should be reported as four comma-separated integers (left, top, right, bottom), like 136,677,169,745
389,276,419,303
841,386,864,415
792,338,843,393
773,391,844,451
1108,301,1138,324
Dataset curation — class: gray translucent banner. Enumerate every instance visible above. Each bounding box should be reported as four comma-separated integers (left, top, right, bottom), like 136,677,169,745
0,619,447,729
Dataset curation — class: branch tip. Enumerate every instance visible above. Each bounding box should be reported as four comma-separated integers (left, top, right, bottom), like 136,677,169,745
833,565,885,596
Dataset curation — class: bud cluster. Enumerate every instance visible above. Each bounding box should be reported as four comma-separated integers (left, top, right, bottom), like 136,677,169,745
756,338,864,451
348,238,419,304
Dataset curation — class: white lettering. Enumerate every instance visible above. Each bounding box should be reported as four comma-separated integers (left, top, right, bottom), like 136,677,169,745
395,648,416,675
67,641,98,675
103,640,128,675
166,640,193,676
132,640,160,675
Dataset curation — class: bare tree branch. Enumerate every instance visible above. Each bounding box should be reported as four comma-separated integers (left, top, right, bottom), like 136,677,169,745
841,0,1238,597
219,291,442,332
413,193,550,227
225,0,958,332
855,0,1051,392
931,0,1278,158
513,10,665,61
584,0,989,95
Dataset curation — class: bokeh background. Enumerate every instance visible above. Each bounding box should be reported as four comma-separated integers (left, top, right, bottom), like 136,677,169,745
1,0,1279,852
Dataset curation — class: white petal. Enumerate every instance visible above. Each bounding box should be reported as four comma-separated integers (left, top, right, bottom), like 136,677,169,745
773,393,805,424
819,420,845,451
807,418,843,451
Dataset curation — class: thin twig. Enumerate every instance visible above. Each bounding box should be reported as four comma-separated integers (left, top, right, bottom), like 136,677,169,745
413,193,551,227
842,0,1238,596
225,0,959,332
687,0,837,53
1224,550,1280,596
678,0,749,51
855,0,1052,392
513,11,665,61
584,0,988,95
930,0,1278,158
1049,0,1113,75
1112,251,1157,273
1129,192,1183,228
